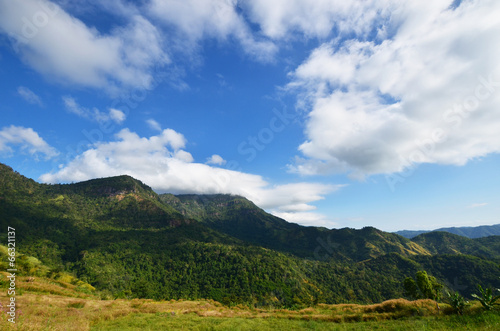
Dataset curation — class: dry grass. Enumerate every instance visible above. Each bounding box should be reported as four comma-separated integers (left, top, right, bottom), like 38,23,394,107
0,275,455,330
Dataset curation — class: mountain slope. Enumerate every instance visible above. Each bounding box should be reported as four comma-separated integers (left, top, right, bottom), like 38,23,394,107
0,163,187,231
161,193,430,262
475,235,500,255
411,231,500,260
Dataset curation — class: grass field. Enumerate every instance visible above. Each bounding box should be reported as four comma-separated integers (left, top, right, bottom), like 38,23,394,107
1,272,499,330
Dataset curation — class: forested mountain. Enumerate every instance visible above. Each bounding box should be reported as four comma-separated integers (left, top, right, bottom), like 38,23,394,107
160,193,429,261
411,231,500,260
395,224,500,239
1,162,499,307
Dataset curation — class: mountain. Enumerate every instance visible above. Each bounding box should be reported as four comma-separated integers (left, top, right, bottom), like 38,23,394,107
160,193,429,261
395,224,500,239
1,162,499,307
411,231,500,260
0,163,187,231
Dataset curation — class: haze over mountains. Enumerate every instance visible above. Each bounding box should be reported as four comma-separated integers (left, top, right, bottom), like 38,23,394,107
1,162,499,307
395,224,500,239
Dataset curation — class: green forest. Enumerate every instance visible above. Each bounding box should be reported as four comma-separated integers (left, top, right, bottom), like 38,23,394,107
1,162,499,308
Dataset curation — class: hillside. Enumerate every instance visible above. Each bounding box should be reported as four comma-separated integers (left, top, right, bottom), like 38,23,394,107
0,163,186,231
1,245,498,330
395,224,500,239
411,232,500,260
161,193,430,261
1,162,499,307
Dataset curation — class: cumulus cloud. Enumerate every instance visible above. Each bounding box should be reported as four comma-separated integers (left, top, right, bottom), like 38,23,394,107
17,86,43,106
40,129,338,224
287,0,500,179
0,125,58,159
148,0,277,62
0,0,168,91
63,97,126,124
206,154,226,166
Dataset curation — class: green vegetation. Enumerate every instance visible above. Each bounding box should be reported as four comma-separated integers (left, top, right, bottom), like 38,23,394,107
0,272,498,330
92,311,500,331
161,193,430,261
1,162,500,329
1,162,500,310
403,271,443,301
412,231,500,260
0,244,95,295
446,291,470,315
472,284,500,311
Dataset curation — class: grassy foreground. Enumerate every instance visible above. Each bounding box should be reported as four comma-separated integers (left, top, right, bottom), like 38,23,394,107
1,273,499,330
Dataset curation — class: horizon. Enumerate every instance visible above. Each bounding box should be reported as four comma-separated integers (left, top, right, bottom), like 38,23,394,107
1,0,499,232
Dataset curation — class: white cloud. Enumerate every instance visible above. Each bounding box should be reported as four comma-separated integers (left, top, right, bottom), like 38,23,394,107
173,149,194,163
109,108,126,124
40,129,337,223
17,86,43,106
63,97,126,124
63,96,87,118
146,119,162,132
0,125,58,159
270,211,336,228
254,182,342,212
148,0,277,62
0,0,168,91
287,0,500,178
206,154,226,166
241,0,393,40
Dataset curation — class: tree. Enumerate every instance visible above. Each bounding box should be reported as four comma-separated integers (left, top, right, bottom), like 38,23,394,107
471,284,500,311
403,277,420,299
404,271,443,301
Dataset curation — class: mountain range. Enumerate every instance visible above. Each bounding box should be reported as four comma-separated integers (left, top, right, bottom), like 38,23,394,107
395,224,500,239
1,162,499,307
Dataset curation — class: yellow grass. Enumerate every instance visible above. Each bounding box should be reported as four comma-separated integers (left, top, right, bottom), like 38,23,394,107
0,274,469,330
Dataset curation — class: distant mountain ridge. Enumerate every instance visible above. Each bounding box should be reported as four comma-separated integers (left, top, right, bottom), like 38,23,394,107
1,162,500,307
395,224,500,239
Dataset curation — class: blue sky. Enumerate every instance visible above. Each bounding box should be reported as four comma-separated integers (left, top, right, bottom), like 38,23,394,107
1,0,499,231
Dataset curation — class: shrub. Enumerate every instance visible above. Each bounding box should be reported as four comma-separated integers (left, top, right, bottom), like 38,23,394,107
446,291,470,315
